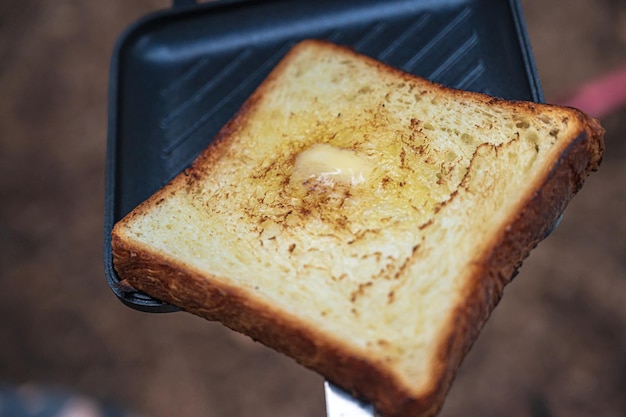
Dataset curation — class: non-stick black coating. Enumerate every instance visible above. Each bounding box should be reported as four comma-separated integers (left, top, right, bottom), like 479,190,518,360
104,0,543,312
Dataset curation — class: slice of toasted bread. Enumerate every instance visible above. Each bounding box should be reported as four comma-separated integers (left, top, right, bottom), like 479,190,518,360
111,40,604,417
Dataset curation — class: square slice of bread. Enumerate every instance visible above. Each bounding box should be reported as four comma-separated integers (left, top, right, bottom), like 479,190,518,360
112,40,604,417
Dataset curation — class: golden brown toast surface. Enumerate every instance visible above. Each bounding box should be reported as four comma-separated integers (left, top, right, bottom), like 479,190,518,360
112,40,604,417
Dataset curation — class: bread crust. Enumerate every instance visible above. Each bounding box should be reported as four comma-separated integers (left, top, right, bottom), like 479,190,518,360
112,40,604,417
426,112,603,417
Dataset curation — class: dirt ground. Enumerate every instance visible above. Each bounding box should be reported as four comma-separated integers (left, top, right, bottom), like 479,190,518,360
0,1,624,417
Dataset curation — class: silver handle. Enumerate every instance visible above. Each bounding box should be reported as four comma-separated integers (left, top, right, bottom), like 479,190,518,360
324,381,375,417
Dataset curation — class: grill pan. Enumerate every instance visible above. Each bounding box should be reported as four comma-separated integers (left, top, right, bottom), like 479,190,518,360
104,0,543,313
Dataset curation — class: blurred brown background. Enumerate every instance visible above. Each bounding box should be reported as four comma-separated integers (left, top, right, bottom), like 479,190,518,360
0,1,624,416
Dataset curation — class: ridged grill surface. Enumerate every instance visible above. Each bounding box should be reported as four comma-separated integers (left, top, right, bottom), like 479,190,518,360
108,0,540,310
156,5,491,174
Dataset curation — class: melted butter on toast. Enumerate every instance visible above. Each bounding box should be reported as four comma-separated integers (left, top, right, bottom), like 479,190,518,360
245,114,466,243
291,143,373,189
